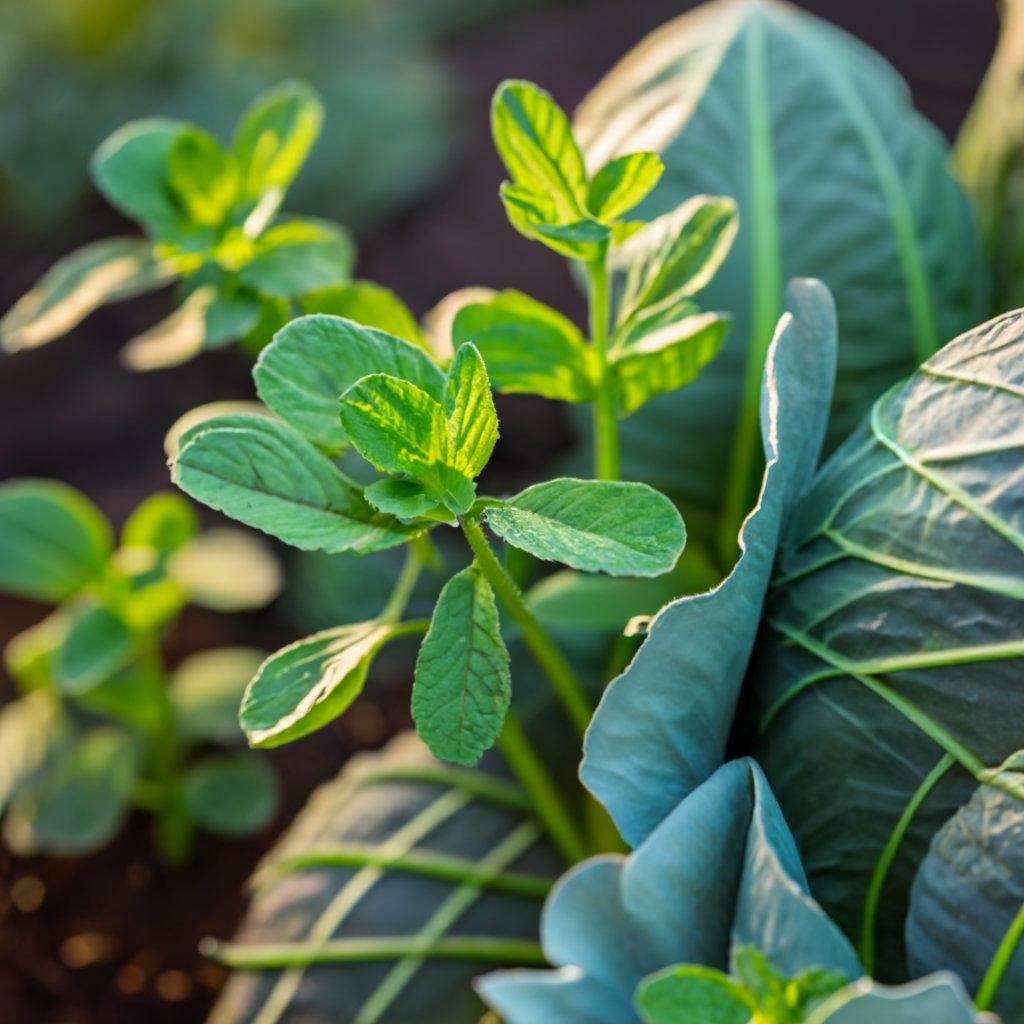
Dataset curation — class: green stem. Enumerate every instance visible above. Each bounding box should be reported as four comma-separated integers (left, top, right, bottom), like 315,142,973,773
859,753,954,974
460,515,593,736
496,712,587,864
380,542,426,625
204,935,547,969
139,637,192,865
587,256,620,482
976,899,1024,1011
262,844,553,898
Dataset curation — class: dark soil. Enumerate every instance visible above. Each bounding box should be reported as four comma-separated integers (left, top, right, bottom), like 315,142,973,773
0,1,998,1021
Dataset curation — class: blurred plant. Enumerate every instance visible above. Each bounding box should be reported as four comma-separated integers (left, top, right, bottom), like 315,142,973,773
955,0,1024,311
0,480,282,861
1,81,357,370
0,0,538,241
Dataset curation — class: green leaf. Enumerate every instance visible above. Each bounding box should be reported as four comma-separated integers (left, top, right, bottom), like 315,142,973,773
183,753,279,836
587,152,664,222
233,80,323,199
241,621,414,748
121,491,198,554
576,3,986,530
118,284,213,371
300,280,426,348
637,966,755,1024
340,374,447,477
0,480,113,602
749,308,1024,978
4,613,69,692
54,605,136,695
484,479,685,577
254,314,444,453
611,311,730,415
0,237,172,353
239,218,354,298
413,566,511,766
491,80,587,220
499,183,612,261
27,728,141,855
444,343,499,481
452,290,594,403
614,195,739,325
169,527,282,611
0,693,65,814
172,413,414,554
90,118,189,239
74,664,165,734
170,647,269,745
168,127,240,227
363,479,445,521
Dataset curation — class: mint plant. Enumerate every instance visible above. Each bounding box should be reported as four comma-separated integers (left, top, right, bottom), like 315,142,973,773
0,481,282,861
1,81,354,370
467,80,737,482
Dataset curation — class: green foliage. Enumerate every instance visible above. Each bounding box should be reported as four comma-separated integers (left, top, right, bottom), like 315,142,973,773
0,481,281,858
0,481,113,601
637,950,848,1024
2,81,355,367
484,479,685,577
575,0,987,551
413,566,511,766
183,754,280,837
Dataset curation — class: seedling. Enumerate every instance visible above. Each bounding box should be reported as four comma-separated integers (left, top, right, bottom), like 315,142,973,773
1,81,354,369
0,481,282,861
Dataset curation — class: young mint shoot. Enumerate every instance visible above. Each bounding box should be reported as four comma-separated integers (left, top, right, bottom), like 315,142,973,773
1,81,355,370
171,312,686,863
637,947,849,1024
473,79,738,481
0,482,282,862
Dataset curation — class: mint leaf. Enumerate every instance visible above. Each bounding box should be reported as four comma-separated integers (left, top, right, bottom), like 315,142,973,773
500,183,611,260
340,373,447,477
0,238,172,354
301,281,426,348
444,343,499,481
121,492,198,554
168,127,240,227
587,152,664,222
0,481,113,602
242,621,412,747
453,290,593,402
233,80,323,199
54,606,135,695
637,965,755,1024
239,217,354,298
172,413,413,554
492,80,586,220
183,754,279,836
484,478,686,577
612,311,730,415
615,195,739,324
170,647,268,745
90,118,189,239
412,566,511,766
28,729,141,855
363,479,445,521
255,314,443,453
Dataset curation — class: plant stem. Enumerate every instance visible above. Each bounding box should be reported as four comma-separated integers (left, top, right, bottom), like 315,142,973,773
496,712,586,863
460,515,593,736
976,898,1024,1011
380,542,426,625
139,637,192,865
587,256,620,482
